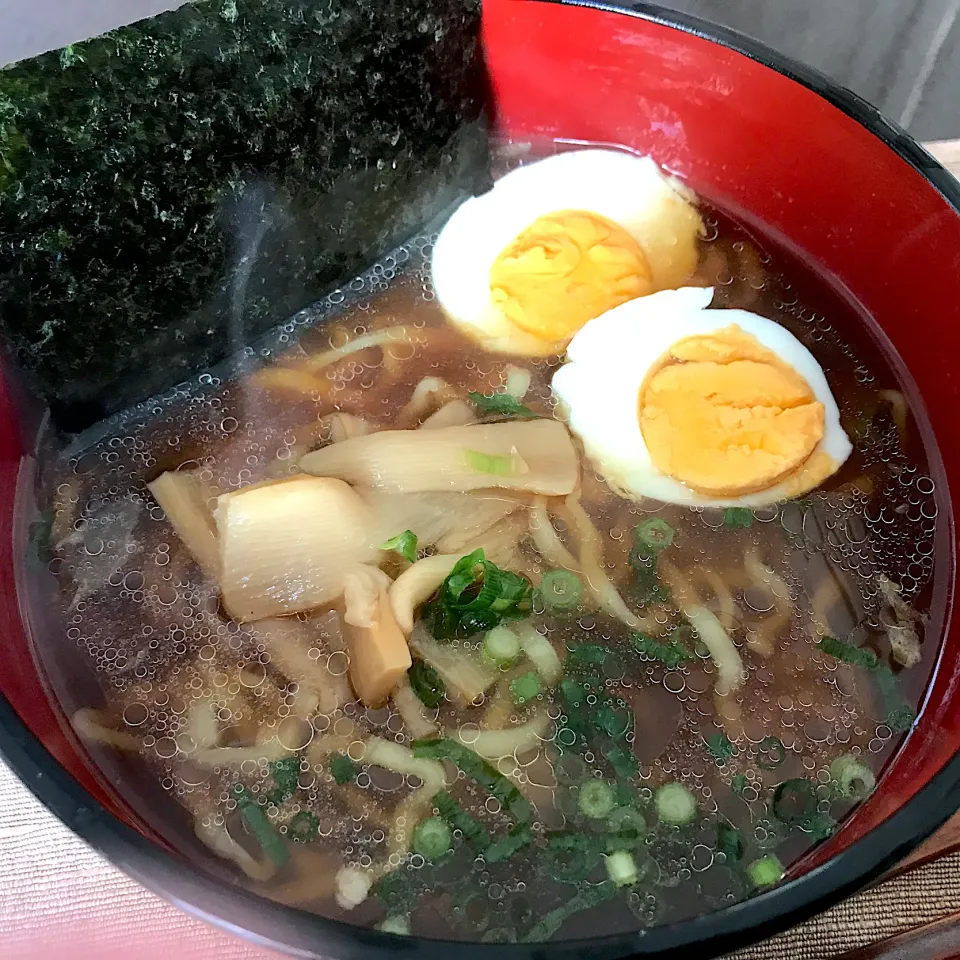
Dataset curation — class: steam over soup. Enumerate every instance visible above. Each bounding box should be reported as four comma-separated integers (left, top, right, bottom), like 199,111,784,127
25,146,944,942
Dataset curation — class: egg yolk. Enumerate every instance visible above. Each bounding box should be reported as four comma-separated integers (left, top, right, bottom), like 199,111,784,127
489,210,654,342
639,325,826,497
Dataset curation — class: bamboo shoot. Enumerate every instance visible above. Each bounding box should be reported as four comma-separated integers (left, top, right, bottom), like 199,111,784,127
148,470,220,577
300,420,578,495
216,476,376,622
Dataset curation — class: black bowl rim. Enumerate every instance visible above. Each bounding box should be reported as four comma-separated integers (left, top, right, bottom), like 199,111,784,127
2,1,960,958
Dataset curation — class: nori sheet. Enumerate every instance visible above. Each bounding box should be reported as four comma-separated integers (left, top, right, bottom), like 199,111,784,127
0,0,488,430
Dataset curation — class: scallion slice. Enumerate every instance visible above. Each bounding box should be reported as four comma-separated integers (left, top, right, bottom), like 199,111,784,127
288,810,320,843
482,625,521,668
723,507,754,529
705,732,734,764
413,738,532,822
747,854,785,888
539,570,584,611
818,636,879,669
434,790,491,850
716,820,743,861
428,549,533,641
542,832,603,884
408,660,445,709
634,517,675,552
380,529,418,563
655,782,697,825
464,449,523,476
412,816,452,860
771,778,817,825
485,822,534,863
830,754,876,799
604,850,639,887
630,632,695,670
329,752,359,784
468,391,538,419
578,778,616,820
605,806,647,851
510,670,541,705
233,784,289,867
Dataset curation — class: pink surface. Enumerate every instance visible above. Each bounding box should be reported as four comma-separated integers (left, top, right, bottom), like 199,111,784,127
0,759,284,960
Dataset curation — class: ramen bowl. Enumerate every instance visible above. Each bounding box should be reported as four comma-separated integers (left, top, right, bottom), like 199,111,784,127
1,1,959,958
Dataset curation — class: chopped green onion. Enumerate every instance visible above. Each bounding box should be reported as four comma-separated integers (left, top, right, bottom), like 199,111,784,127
288,810,320,843
510,670,541,705
706,732,734,765
445,549,499,608
747,854,785,888
772,778,818,825
830,754,876,800
578,779,616,820
408,660,445,709
596,703,632,740
604,743,639,779
542,832,603,884
885,703,917,733
605,807,646,850
380,529,418,563
468,391,538,419
413,739,532,822
873,664,916,732
428,550,533,641
539,570,584,611
723,507,754,529
756,736,786,770
818,636,879,669
655,782,697,825
267,755,301,804
604,850,639,887
233,784,289,867
805,812,837,841
378,916,411,936
482,625,521,668
566,643,608,669
631,632,695,670
412,816,452,860
634,517,675,552
522,880,618,942
731,774,748,796
329,752,359,784
485,823,534,863
716,820,743,861
464,449,520,476
433,790,491,850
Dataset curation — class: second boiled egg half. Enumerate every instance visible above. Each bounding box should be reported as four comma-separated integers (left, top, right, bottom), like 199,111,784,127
431,149,703,356
552,286,853,507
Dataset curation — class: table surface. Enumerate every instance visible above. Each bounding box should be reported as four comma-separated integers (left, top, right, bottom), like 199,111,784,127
3,0,960,952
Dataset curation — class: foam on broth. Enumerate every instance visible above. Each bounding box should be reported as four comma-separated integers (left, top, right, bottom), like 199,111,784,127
18,142,948,941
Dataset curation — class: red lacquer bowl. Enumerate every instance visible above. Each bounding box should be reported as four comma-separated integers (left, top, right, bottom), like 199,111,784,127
1,2,959,957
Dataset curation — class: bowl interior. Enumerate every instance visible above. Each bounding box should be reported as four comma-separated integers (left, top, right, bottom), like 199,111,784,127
0,0,957,956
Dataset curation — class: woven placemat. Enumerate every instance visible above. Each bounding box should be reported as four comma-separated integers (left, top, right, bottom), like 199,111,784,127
727,852,960,960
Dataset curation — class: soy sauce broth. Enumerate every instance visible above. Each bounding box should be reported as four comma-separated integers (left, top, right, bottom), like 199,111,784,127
18,142,949,942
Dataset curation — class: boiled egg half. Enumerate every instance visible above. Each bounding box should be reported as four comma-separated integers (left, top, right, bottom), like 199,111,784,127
431,149,703,357
552,286,853,506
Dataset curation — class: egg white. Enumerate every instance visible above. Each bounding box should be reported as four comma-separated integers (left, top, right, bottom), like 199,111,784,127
431,149,703,356
552,286,854,507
